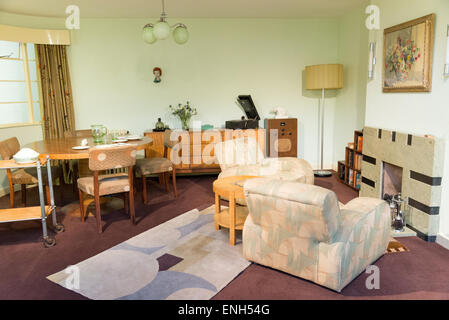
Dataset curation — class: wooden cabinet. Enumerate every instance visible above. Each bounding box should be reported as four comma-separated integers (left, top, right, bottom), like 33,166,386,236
264,118,297,157
144,129,265,174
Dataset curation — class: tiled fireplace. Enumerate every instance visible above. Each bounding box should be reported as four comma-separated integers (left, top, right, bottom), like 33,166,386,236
360,127,445,242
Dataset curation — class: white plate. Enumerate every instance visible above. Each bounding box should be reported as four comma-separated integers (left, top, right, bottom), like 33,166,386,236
112,139,128,143
127,136,142,140
72,146,89,150
14,158,38,164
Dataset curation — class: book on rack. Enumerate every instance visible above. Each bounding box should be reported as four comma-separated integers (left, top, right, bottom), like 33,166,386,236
355,172,361,189
357,136,363,153
348,169,354,185
348,150,354,168
353,153,362,171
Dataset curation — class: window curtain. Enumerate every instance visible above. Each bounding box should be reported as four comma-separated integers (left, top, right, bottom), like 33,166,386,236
36,44,75,139
36,44,76,183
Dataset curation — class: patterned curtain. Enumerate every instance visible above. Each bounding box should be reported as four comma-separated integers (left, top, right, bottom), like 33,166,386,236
36,44,75,139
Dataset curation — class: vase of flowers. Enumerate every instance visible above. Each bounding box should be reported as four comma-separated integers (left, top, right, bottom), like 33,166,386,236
385,36,421,81
170,101,197,131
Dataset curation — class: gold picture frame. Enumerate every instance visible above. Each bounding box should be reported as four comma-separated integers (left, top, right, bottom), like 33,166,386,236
383,14,435,92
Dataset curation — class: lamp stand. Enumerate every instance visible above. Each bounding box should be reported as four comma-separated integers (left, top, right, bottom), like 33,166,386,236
314,88,332,178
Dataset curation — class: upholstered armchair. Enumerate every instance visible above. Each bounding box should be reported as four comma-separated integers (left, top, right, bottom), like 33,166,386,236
214,137,314,184
242,178,390,292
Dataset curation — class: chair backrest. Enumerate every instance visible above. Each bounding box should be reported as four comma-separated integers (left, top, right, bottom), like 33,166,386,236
64,129,92,138
214,137,265,170
244,178,342,243
0,137,20,160
163,130,179,149
75,129,92,137
88,145,137,171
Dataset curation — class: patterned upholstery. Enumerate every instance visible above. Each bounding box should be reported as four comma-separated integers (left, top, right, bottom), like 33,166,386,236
0,137,20,160
242,178,391,292
163,130,179,149
0,137,60,185
215,138,314,184
88,145,136,171
135,158,173,175
77,145,136,196
23,166,61,184
78,173,131,196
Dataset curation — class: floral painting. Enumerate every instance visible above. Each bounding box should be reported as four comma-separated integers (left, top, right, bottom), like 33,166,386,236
383,14,434,92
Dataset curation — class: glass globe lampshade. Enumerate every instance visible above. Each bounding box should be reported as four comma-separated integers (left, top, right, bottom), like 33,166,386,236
173,26,189,44
153,21,171,40
142,26,157,44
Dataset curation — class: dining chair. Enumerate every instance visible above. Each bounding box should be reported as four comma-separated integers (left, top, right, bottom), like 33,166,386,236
64,129,92,138
64,129,92,196
0,137,63,208
135,130,178,204
77,145,137,233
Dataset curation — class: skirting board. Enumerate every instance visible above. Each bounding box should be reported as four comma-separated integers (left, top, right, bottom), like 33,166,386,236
437,233,449,251
311,163,338,171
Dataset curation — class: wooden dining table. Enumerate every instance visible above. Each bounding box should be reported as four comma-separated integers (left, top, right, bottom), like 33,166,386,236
24,136,153,160
22,135,154,217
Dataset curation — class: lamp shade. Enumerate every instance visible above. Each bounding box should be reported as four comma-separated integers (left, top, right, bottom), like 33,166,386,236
153,21,171,40
173,26,189,44
305,64,344,90
142,26,157,44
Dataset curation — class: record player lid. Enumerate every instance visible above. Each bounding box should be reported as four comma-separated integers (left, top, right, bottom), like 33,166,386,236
237,95,260,120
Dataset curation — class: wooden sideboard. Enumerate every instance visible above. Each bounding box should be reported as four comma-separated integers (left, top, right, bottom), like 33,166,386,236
144,129,265,174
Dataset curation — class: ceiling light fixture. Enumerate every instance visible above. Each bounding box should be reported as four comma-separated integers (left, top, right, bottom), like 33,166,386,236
142,0,189,45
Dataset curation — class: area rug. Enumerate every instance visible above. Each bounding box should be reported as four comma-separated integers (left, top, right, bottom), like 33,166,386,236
387,238,410,254
47,205,250,300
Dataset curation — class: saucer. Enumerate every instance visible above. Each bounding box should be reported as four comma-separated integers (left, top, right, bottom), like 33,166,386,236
72,146,89,150
112,139,128,143
127,135,142,140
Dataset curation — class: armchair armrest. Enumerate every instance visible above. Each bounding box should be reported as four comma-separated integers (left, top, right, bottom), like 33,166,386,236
260,157,314,184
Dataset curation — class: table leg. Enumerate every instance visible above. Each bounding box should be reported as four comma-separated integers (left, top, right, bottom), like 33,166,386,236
215,193,221,230
229,193,236,246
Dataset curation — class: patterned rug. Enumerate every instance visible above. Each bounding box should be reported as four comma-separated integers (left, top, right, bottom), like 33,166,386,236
387,238,410,254
47,205,250,300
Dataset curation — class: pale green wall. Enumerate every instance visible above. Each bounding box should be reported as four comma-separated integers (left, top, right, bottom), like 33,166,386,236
334,2,370,166
365,0,449,236
68,17,341,168
0,8,368,193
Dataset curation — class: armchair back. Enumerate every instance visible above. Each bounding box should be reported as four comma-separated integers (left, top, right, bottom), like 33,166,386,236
214,137,265,171
244,178,341,243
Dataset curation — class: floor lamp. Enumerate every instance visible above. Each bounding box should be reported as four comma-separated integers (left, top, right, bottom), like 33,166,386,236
305,64,344,177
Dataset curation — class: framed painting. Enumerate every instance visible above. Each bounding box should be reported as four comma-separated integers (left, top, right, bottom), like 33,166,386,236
383,14,435,92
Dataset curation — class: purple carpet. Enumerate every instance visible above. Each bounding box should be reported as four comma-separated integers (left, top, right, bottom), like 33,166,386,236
0,172,448,299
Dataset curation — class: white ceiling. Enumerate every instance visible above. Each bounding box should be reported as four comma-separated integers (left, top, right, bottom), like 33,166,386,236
0,0,364,19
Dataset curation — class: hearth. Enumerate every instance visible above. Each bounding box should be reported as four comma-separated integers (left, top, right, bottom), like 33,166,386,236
382,161,403,199
360,127,445,242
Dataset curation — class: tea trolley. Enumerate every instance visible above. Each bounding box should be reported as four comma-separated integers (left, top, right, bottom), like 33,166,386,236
0,156,64,247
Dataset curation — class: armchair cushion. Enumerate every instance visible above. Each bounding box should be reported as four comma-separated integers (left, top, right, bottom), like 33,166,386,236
215,138,314,185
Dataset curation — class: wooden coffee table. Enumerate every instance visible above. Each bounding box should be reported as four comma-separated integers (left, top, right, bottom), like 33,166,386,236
212,176,259,245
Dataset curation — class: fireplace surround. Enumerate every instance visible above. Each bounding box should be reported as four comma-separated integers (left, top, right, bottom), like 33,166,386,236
360,127,445,242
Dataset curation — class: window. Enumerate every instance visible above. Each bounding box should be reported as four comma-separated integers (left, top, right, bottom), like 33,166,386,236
0,40,42,127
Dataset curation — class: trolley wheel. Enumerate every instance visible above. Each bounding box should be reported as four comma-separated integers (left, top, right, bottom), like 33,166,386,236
53,223,65,233
43,236,56,248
